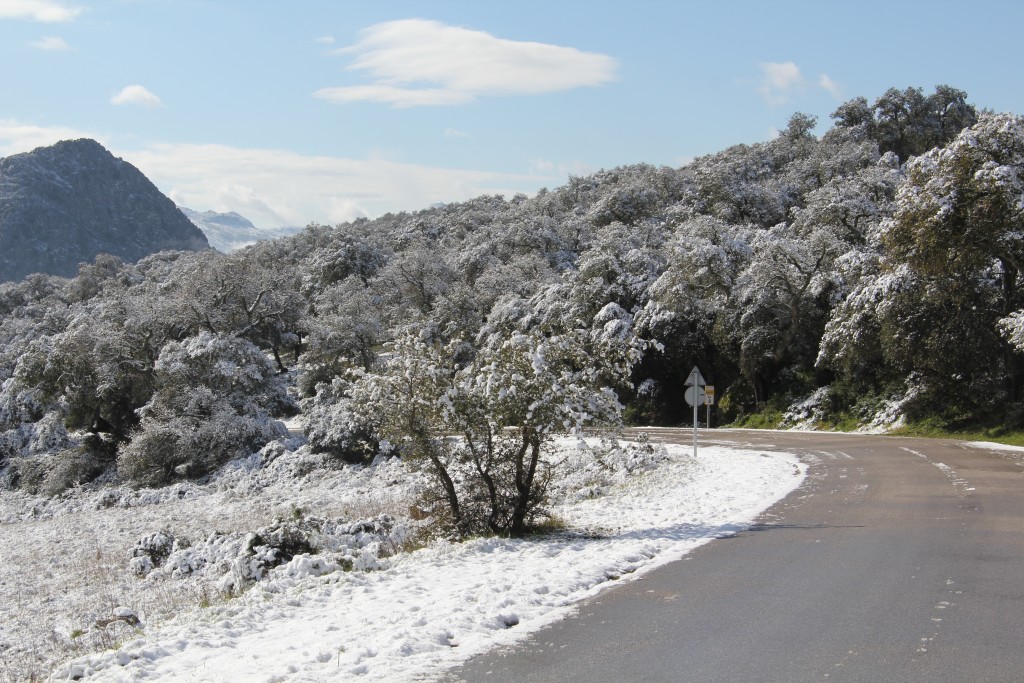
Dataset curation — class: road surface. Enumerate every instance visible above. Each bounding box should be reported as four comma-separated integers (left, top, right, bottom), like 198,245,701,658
447,429,1024,682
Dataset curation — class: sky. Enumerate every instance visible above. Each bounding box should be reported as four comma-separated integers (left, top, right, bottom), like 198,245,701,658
2,0,1023,229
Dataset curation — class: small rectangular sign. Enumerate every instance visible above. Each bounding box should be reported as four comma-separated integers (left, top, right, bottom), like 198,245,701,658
704,385,715,405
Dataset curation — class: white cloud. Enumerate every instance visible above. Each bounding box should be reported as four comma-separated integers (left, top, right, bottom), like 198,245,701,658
0,119,103,156
111,85,164,109
317,19,617,108
818,73,843,100
315,84,473,108
314,35,334,45
529,157,596,178
0,120,564,230
756,61,804,105
0,0,81,22
443,128,471,139
30,35,70,50
125,142,561,228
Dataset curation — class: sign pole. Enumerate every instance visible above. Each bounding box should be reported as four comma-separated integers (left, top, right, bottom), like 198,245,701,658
704,385,715,430
685,366,706,457
693,394,698,455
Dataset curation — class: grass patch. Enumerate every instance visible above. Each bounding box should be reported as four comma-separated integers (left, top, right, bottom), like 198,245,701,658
522,513,568,537
810,412,863,432
729,408,783,429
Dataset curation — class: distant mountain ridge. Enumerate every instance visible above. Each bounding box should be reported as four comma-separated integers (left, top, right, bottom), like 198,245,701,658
178,207,303,253
0,139,209,283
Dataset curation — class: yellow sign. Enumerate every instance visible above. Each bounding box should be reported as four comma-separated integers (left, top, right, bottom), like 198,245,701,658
704,385,715,405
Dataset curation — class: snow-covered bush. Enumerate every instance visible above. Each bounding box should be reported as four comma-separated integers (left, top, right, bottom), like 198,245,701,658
117,333,291,486
353,300,646,537
133,514,405,595
551,436,671,502
0,379,80,489
129,529,177,576
302,377,379,464
782,387,831,429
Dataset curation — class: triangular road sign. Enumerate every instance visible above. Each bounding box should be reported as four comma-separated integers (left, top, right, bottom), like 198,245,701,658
685,365,706,387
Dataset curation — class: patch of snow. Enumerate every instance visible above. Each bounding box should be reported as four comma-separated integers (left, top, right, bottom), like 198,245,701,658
963,440,1024,453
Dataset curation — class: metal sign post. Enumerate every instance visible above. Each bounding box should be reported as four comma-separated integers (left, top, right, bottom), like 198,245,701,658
684,366,706,456
704,385,715,429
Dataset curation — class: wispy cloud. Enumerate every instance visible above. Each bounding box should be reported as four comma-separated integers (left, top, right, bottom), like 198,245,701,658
0,0,82,22
316,19,617,108
443,128,471,139
30,35,70,50
314,35,334,45
319,84,472,108
111,85,164,109
817,73,843,100
756,61,804,106
755,62,845,105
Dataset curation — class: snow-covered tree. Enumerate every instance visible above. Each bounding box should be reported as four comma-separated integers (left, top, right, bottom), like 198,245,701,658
352,297,645,536
832,85,978,162
822,114,1024,415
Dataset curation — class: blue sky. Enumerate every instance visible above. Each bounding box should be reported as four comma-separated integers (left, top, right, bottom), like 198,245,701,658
2,0,1023,228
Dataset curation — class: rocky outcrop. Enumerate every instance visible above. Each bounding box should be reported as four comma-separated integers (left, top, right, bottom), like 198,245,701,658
0,139,209,282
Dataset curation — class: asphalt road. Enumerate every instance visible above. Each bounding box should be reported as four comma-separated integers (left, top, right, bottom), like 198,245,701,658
446,429,1024,683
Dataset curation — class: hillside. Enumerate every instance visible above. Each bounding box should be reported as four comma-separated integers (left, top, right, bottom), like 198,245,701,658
0,139,209,282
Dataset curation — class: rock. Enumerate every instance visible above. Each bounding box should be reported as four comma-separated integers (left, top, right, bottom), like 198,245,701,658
0,139,209,283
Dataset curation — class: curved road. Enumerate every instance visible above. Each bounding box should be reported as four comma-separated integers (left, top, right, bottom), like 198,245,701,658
447,429,1024,683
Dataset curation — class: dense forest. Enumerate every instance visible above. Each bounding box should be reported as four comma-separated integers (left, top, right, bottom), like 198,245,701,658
2,85,1022,515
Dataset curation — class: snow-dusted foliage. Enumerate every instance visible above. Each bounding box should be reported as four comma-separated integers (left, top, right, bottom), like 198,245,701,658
130,514,404,593
302,376,379,463
998,310,1024,351
781,387,832,429
351,296,647,536
832,85,978,162
117,333,291,486
819,113,1024,417
884,113,1024,278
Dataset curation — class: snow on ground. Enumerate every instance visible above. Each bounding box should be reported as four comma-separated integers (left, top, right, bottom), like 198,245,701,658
963,440,1024,453
0,436,804,682
963,440,1024,467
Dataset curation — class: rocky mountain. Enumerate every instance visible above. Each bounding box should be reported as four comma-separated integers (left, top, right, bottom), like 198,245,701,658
178,207,303,253
0,139,209,283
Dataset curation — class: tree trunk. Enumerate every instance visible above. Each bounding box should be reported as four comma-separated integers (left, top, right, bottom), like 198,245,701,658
415,432,462,531
509,429,541,536
467,432,502,533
